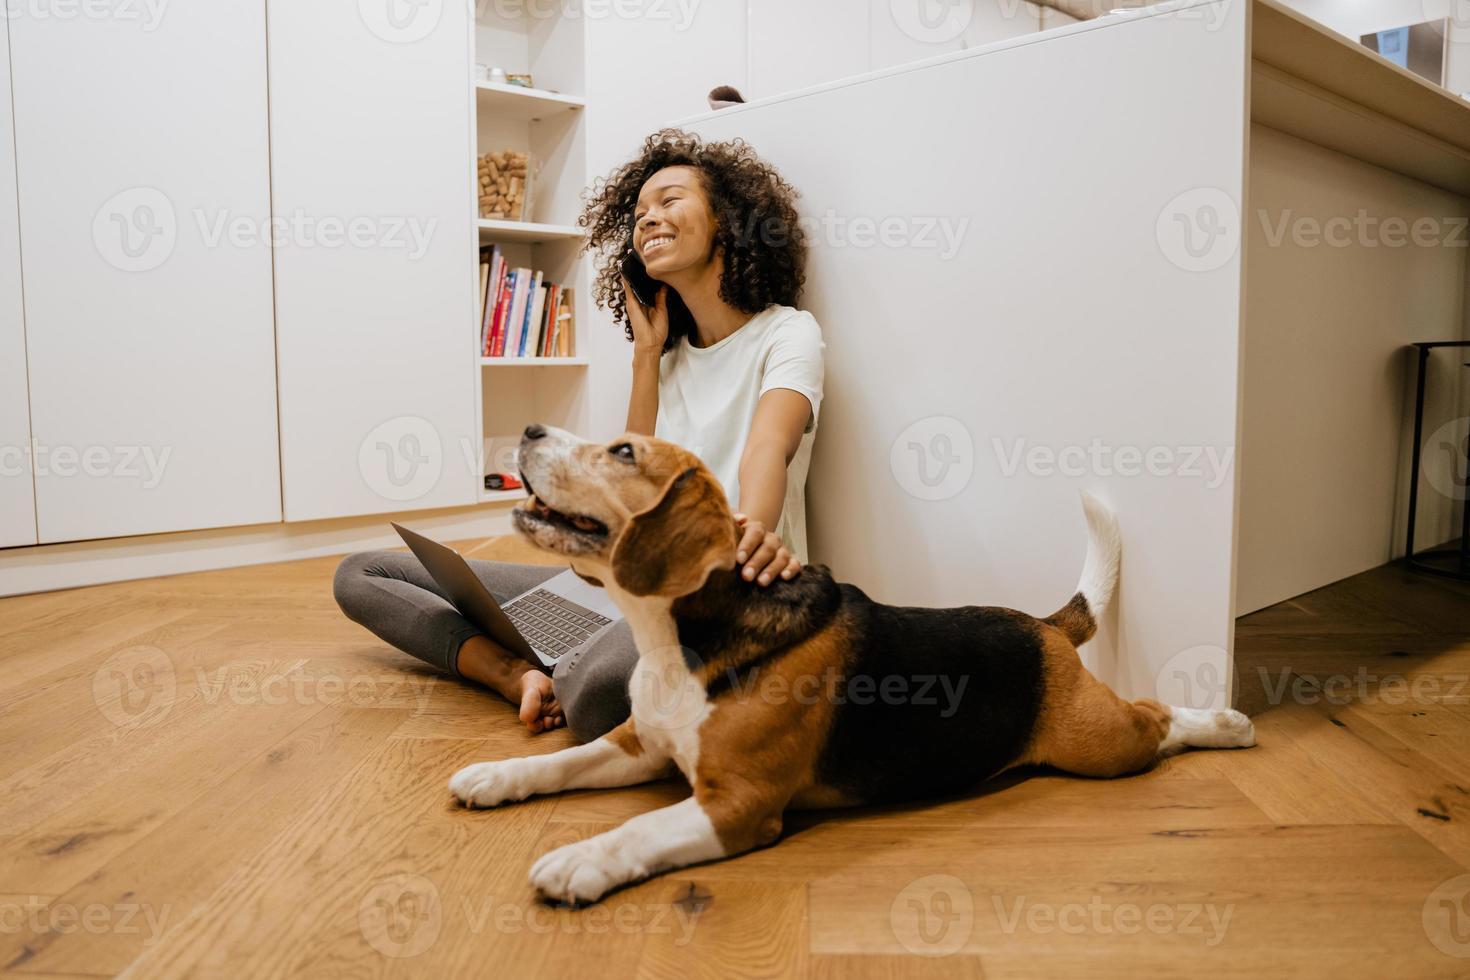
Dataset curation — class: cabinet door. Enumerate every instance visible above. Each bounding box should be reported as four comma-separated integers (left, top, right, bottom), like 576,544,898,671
10,2,281,543
268,0,479,521
0,13,37,548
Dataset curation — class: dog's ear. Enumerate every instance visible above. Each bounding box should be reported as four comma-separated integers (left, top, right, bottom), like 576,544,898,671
569,567,604,589
610,465,737,598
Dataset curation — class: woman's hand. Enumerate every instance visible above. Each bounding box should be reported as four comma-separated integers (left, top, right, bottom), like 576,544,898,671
732,513,801,586
622,275,669,356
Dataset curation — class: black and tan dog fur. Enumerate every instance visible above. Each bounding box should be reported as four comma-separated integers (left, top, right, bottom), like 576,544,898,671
448,426,1255,905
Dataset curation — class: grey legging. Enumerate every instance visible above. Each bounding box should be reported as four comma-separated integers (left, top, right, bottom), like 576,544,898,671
332,550,637,742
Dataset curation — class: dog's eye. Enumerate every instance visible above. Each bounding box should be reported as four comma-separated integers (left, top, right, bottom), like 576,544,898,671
609,442,635,462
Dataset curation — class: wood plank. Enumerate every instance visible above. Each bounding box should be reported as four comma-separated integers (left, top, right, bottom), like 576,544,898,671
0,616,228,780
0,671,326,895
111,738,528,977
0,708,408,975
1169,705,1397,826
804,824,1460,973
638,880,807,980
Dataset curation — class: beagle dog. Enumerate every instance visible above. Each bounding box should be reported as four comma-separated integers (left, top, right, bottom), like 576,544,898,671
449,425,1255,905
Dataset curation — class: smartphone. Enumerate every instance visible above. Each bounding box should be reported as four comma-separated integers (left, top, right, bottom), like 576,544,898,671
621,251,662,308
621,250,691,350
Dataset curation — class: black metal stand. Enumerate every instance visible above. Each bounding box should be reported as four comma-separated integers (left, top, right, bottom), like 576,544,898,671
1405,341,1470,581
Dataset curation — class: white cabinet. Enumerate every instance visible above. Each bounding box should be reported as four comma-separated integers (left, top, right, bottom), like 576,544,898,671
9,2,282,543
268,0,479,521
0,13,37,548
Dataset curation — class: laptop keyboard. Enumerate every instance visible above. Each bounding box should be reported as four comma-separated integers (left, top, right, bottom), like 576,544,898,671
503,588,614,661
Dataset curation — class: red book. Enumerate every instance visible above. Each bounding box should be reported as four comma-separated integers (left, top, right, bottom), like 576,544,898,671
490,270,515,356
480,247,504,356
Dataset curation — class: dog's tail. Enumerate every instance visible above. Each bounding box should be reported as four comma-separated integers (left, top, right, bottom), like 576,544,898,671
1044,491,1120,646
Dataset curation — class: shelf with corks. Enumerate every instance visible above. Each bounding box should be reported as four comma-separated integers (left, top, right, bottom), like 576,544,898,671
475,219,583,245
477,149,532,222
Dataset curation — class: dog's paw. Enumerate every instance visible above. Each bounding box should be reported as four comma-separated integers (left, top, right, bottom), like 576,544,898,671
1162,706,1256,754
449,759,539,808
530,839,620,905
1216,708,1256,748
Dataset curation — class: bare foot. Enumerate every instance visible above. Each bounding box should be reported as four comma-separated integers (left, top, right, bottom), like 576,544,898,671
516,670,565,734
456,634,566,735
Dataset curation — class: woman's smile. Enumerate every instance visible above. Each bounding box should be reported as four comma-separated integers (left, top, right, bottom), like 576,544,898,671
642,233,676,258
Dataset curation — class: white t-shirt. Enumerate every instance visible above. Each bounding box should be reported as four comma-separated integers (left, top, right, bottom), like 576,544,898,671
654,304,825,563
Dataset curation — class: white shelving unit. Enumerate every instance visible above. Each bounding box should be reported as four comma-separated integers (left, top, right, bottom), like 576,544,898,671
475,218,584,244
471,8,591,505
480,356,589,367
474,81,586,120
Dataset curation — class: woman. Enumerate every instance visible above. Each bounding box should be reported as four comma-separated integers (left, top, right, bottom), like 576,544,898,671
333,128,825,742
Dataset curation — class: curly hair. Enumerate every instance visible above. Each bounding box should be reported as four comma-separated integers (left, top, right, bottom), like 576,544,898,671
579,127,807,352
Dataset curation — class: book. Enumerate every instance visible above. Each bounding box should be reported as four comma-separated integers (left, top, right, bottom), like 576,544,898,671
554,288,574,357
491,268,516,356
474,252,575,359
527,282,548,360
505,267,533,357
538,283,558,356
520,270,543,358
477,258,491,354
479,245,504,356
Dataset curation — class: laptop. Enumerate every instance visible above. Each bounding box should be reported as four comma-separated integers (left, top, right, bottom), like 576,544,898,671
391,523,623,669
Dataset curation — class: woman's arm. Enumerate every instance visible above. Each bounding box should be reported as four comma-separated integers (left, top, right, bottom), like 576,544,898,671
626,350,660,435
733,388,812,585
623,279,668,435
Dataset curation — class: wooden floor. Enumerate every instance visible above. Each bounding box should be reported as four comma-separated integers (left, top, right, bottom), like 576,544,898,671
3,539,1470,978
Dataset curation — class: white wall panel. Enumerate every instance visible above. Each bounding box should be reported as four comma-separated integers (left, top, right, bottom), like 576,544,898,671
10,0,281,543
871,0,1041,71
0,13,37,548
750,0,868,100
269,0,479,521
679,1,1249,705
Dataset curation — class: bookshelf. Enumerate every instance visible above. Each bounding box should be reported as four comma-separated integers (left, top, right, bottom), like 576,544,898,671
471,7,591,505
480,356,589,367
475,218,584,245
474,81,586,120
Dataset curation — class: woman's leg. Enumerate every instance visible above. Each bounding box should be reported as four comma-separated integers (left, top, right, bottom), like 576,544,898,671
332,550,566,728
552,620,639,744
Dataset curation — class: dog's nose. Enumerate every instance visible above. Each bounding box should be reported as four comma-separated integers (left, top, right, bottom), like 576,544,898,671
523,424,546,441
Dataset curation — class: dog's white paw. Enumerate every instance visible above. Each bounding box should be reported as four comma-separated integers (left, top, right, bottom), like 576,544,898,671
449,759,539,808
530,839,621,905
1162,706,1256,754
1216,708,1256,748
